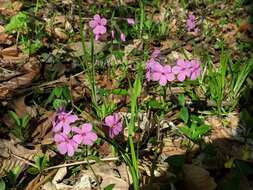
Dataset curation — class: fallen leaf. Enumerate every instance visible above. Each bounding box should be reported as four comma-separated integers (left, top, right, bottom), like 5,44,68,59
182,164,217,190
0,139,41,177
0,0,23,16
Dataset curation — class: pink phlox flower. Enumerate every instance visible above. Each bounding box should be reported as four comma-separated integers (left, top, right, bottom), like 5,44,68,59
146,58,159,81
120,32,126,42
54,133,79,157
89,14,107,40
127,18,135,25
189,59,201,80
152,62,175,86
172,59,192,82
186,13,200,33
111,30,115,39
52,110,78,134
151,48,160,58
72,123,97,146
105,113,123,138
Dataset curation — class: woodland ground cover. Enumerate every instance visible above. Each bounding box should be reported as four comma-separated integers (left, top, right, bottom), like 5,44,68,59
0,0,253,189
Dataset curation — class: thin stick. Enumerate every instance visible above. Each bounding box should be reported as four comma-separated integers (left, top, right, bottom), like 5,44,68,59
44,157,119,171
11,152,38,169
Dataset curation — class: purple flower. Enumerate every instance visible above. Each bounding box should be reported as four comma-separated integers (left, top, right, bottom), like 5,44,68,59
172,59,192,82
146,58,159,81
189,59,201,80
72,123,97,146
152,62,175,86
151,48,160,58
120,32,126,42
186,13,199,33
89,14,107,40
111,30,115,39
52,110,78,134
54,133,79,157
127,18,135,25
105,113,123,138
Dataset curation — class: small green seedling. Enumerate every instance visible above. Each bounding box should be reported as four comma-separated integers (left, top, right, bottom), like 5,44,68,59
27,154,49,175
46,86,71,109
8,111,30,141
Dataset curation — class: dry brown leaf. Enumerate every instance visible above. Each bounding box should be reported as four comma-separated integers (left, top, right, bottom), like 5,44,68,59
32,111,55,145
12,95,38,117
0,139,41,177
183,164,217,190
0,58,40,99
1,46,19,57
68,41,106,57
54,27,69,40
123,39,142,62
0,0,23,16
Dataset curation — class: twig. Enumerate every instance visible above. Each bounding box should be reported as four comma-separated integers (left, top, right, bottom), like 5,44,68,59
11,152,38,169
44,157,119,171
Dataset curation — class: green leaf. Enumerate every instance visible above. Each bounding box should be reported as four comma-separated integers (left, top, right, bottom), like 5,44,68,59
0,179,5,190
133,77,141,97
54,87,63,98
5,12,28,33
53,99,67,109
111,89,128,95
21,113,30,128
8,111,21,126
34,154,49,171
180,107,189,123
27,167,39,175
104,184,115,190
178,94,185,107
179,125,191,138
147,99,163,110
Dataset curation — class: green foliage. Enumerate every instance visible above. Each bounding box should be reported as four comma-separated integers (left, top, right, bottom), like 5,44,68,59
0,179,5,190
104,184,115,190
8,111,30,141
180,123,210,142
5,12,28,33
28,154,49,175
6,166,22,186
180,107,189,123
46,86,72,109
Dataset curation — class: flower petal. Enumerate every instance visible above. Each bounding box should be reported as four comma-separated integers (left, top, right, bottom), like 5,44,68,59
159,75,167,86
94,25,106,35
67,143,75,157
167,73,175,81
81,123,92,133
105,115,115,126
152,72,161,81
100,18,107,25
57,142,67,155
73,134,83,144
177,73,186,82
89,20,97,28
153,63,163,72
172,66,181,74
94,14,101,21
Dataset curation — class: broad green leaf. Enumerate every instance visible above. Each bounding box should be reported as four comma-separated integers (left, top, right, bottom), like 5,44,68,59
8,111,20,126
180,107,189,123
111,89,128,95
27,167,39,175
5,12,28,33
178,94,185,107
21,113,30,128
53,99,67,109
133,77,141,97
0,179,5,190
104,184,115,190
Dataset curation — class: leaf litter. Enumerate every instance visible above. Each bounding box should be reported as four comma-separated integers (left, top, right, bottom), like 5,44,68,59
0,0,253,189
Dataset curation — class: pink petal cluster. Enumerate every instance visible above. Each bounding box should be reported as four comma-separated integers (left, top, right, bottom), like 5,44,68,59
146,49,201,84
52,110,97,157
172,59,201,81
89,14,107,41
186,13,199,33
127,18,135,25
146,49,175,86
104,113,123,138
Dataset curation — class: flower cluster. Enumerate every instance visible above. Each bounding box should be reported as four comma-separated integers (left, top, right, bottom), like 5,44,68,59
105,113,123,138
186,13,199,33
52,110,97,156
146,49,201,85
52,110,123,156
89,14,135,42
89,14,107,41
